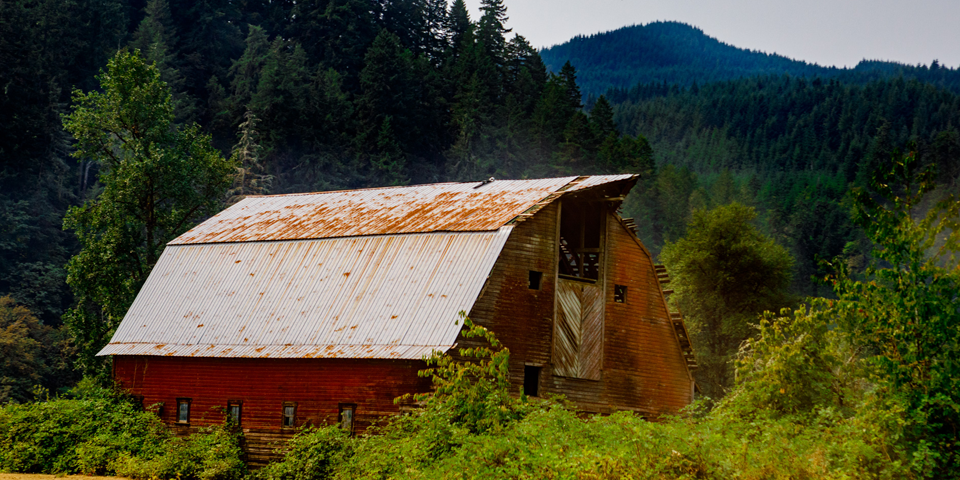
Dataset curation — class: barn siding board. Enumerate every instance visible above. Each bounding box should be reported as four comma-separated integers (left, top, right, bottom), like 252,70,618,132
113,355,431,465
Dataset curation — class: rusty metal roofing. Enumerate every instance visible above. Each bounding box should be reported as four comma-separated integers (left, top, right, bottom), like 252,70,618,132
98,229,512,359
171,175,637,245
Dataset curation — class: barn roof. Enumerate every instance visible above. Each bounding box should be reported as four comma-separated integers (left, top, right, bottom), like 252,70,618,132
171,175,636,244
98,175,638,360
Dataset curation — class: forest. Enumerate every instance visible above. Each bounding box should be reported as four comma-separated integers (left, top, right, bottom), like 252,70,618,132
2,0,960,477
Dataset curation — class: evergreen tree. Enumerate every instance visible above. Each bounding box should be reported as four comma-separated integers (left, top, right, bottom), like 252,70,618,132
227,110,272,205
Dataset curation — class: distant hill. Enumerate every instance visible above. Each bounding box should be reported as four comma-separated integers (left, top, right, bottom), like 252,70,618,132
540,21,960,95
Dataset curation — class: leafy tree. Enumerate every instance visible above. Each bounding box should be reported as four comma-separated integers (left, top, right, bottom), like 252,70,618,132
0,296,76,404
61,50,233,375
660,202,795,398
834,149,960,473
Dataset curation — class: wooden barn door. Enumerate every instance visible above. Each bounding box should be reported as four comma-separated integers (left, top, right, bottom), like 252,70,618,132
554,279,603,380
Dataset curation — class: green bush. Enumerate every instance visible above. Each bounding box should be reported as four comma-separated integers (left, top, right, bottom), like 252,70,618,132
0,378,168,474
0,378,245,480
255,425,354,480
113,423,246,480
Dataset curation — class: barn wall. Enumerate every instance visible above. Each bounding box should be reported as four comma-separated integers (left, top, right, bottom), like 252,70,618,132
113,356,430,464
465,204,692,416
602,217,693,414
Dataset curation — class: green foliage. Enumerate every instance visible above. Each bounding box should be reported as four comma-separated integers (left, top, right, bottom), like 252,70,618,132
0,378,168,474
0,296,77,404
731,302,855,418
410,314,522,435
113,424,246,480
661,203,795,398
61,49,234,376
0,378,245,479
254,425,354,480
835,149,960,474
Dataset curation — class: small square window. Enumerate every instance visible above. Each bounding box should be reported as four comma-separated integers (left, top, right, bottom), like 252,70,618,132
528,271,543,290
227,401,242,426
177,398,191,424
523,366,541,397
614,285,627,303
339,404,356,435
282,403,296,428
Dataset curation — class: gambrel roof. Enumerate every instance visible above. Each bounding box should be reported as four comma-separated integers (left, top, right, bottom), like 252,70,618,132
98,175,638,360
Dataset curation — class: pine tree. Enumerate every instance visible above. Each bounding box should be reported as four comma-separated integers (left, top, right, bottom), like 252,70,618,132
227,110,272,205
130,0,195,122
589,95,616,138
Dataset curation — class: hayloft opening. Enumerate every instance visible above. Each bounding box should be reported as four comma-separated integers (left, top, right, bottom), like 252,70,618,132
558,200,604,280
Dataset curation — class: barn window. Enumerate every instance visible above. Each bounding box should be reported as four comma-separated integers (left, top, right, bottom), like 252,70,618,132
614,285,627,303
558,201,604,281
339,404,356,435
177,398,191,424
282,402,296,428
528,271,543,290
227,401,242,426
523,366,541,397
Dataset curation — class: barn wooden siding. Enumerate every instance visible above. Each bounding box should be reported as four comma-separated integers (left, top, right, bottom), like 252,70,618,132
462,203,693,416
113,356,430,465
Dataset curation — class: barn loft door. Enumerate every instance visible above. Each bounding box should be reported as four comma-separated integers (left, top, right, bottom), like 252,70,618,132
554,278,603,380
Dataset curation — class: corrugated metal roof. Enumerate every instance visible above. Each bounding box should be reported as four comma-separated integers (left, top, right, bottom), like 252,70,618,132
171,175,636,245
98,229,512,359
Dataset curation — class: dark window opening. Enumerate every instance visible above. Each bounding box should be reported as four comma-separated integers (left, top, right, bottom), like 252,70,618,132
614,285,627,303
177,398,191,424
523,366,541,397
282,403,296,428
559,201,604,280
339,404,356,435
227,401,242,425
528,270,543,290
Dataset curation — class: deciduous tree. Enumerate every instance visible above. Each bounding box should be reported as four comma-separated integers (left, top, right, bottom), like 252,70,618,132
61,50,233,375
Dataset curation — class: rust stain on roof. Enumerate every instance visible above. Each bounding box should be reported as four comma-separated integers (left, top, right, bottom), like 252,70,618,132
170,175,636,245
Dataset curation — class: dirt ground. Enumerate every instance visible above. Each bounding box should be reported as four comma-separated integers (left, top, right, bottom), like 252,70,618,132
0,475,127,480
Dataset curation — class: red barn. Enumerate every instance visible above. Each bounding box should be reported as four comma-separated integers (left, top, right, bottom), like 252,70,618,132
99,175,696,463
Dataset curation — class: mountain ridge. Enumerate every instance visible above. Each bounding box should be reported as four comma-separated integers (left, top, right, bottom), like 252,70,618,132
540,21,960,95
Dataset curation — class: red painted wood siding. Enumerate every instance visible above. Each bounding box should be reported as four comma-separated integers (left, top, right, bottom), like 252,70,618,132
604,217,694,414
113,356,430,432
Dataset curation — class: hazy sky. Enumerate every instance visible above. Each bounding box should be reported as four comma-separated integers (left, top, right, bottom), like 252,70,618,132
464,0,960,68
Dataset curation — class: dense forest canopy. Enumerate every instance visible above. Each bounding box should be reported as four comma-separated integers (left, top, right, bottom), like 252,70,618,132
540,21,960,96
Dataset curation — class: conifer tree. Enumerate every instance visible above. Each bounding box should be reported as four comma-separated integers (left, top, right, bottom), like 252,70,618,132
130,0,195,122
227,110,272,205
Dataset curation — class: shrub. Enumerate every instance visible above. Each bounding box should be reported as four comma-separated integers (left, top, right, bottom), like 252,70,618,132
0,378,168,474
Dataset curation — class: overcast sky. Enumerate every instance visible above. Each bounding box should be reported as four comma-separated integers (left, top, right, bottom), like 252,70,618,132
464,0,960,68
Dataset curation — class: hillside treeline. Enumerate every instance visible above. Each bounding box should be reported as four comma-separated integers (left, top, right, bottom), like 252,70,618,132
0,0,651,329
540,21,960,96
609,74,960,295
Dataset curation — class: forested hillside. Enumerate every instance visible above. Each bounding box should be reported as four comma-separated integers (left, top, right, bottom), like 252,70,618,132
610,75,960,295
540,21,960,95
0,0,650,330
